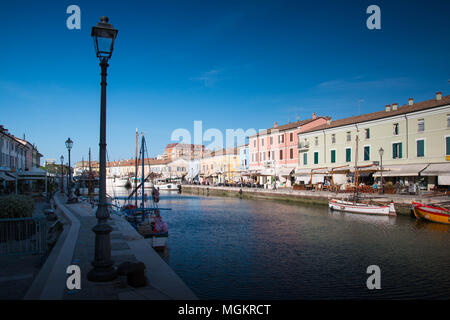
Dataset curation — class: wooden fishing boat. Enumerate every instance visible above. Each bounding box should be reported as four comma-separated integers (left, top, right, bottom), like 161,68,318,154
412,202,450,225
329,135,396,216
329,198,396,215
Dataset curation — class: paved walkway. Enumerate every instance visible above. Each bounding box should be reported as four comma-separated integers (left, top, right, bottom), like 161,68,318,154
56,194,196,300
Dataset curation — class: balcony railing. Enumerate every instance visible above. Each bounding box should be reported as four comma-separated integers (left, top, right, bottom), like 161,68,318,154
298,142,310,151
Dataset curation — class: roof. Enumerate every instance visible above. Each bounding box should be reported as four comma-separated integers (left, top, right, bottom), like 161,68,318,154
249,117,325,138
107,158,170,167
300,95,450,134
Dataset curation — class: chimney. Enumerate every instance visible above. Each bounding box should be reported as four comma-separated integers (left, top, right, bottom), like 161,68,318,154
408,98,414,106
392,103,398,111
326,116,332,125
436,91,442,100
274,121,278,128
312,112,316,119
385,104,391,112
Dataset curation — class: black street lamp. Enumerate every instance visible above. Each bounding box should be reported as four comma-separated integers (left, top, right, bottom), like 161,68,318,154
65,137,75,203
87,16,118,282
60,155,64,194
378,147,384,194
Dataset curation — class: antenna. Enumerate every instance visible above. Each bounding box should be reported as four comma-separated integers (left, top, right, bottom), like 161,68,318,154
357,99,364,115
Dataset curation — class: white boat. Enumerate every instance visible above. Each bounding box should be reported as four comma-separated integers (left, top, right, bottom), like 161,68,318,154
154,183,180,191
107,176,130,188
329,198,396,216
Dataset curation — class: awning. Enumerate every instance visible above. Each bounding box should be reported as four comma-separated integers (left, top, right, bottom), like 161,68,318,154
278,168,295,176
295,168,311,176
259,169,275,176
17,167,47,177
0,172,15,181
420,163,450,176
373,164,428,177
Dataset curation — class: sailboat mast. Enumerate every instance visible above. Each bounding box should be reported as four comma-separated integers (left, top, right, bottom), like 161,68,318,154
89,147,92,202
354,134,359,199
135,128,138,207
141,134,145,208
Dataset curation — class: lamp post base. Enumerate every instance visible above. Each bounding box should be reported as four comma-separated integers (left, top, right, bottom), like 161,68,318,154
87,223,117,282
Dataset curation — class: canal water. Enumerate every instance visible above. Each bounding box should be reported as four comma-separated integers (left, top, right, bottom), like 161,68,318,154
113,189,450,299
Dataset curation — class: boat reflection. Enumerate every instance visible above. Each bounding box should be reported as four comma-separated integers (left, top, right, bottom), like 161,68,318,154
413,219,450,233
328,208,396,225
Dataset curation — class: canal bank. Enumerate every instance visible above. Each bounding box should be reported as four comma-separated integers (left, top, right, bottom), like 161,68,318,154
180,185,447,215
25,192,197,300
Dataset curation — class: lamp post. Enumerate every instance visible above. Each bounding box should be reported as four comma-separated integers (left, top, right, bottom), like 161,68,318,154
65,137,75,203
378,147,384,194
60,155,64,194
87,16,118,282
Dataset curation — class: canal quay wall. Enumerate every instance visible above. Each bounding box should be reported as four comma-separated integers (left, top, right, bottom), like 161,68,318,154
180,185,447,215
25,192,197,300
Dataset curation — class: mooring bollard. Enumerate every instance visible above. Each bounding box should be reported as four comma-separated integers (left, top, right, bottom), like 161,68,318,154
117,261,147,288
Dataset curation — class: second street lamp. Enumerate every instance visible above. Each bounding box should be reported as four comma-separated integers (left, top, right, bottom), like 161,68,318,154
65,137,75,203
378,147,384,194
87,16,118,282
60,155,64,194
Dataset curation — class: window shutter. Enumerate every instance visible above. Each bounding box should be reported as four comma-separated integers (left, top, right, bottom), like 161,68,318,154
447,137,450,156
399,143,403,158
393,144,397,159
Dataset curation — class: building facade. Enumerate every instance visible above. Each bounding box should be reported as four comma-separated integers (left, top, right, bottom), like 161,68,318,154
296,92,450,189
248,115,328,186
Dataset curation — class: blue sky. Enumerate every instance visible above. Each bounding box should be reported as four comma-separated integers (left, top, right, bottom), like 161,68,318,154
0,0,449,163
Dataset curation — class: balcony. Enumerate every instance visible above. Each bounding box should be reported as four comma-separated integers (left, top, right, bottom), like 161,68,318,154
298,141,309,152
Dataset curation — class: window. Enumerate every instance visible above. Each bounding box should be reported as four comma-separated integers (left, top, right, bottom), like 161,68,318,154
270,136,273,145
365,129,370,139
253,139,256,147
345,148,351,162
290,132,293,142
418,119,424,132
364,146,370,161
331,150,336,163
279,150,283,160
268,151,270,159
290,148,294,159
346,132,351,142
279,134,284,144
314,152,319,164
416,140,425,157
393,142,403,159
448,115,450,128
261,139,264,147
303,153,307,165
393,123,399,135
271,151,274,160
447,137,450,156
331,134,336,144
314,137,318,146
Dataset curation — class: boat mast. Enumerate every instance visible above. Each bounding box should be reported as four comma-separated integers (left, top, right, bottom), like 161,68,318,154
354,134,359,201
89,147,92,203
141,134,145,208
135,128,138,207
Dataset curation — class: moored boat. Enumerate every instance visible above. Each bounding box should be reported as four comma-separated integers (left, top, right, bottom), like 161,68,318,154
412,202,450,225
329,198,396,216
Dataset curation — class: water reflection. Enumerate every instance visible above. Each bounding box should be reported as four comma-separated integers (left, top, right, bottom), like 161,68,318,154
109,187,450,300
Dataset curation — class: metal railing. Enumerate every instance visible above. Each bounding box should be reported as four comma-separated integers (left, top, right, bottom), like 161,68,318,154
0,217,47,260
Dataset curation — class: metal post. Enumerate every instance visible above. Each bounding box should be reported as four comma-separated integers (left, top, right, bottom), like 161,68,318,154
60,160,64,194
67,148,75,203
380,154,384,194
87,58,117,282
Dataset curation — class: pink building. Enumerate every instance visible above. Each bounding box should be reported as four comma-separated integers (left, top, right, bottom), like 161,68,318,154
248,113,328,186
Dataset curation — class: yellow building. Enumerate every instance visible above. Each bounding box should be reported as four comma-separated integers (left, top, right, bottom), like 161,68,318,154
296,92,450,190
199,148,240,184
